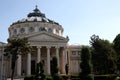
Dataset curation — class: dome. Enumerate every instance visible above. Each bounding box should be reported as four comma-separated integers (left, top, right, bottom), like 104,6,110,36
9,6,64,38
11,6,60,25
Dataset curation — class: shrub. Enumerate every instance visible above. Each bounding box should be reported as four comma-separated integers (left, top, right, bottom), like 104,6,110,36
94,74,117,80
79,47,94,80
51,56,62,80
24,75,35,80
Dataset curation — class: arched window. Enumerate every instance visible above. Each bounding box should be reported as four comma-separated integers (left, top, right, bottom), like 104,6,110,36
56,29,59,33
13,29,17,34
39,27,46,31
48,28,53,33
29,27,34,32
20,28,25,33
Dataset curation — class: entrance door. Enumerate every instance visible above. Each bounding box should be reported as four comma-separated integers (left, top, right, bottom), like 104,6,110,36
31,60,36,74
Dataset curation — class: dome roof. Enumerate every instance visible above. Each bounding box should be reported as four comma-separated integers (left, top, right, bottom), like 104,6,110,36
11,6,60,26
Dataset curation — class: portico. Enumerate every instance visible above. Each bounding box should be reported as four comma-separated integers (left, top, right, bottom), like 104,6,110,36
16,45,67,76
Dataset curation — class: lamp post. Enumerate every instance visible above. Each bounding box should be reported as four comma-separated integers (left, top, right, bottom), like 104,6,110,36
0,42,5,80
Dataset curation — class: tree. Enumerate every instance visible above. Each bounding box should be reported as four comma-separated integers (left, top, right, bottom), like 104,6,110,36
35,61,46,80
51,56,62,80
35,63,40,80
113,33,120,73
4,37,31,80
80,46,94,80
90,35,117,74
39,61,46,80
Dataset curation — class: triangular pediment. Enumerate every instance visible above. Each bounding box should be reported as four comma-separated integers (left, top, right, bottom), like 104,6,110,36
27,32,68,42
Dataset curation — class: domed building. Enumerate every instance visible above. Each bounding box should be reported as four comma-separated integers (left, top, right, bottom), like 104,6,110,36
1,6,81,78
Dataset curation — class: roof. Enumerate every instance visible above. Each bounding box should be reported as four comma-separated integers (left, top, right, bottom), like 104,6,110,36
11,6,60,26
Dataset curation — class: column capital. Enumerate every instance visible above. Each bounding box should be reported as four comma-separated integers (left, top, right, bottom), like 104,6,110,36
55,46,60,49
46,46,51,49
63,46,67,49
37,46,41,49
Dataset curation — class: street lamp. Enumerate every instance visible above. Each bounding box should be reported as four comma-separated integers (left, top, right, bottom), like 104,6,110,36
0,42,6,80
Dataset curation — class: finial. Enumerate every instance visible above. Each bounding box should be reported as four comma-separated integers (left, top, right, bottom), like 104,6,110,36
34,5,40,13
35,5,38,9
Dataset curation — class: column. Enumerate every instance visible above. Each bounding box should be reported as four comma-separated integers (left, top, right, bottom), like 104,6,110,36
27,53,31,75
47,46,51,74
61,47,67,74
65,48,67,64
17,54,21,76
37,47,41,63
56,47,60,67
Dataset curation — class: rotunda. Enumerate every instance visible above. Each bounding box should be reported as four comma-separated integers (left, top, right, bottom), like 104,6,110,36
8,6,69,76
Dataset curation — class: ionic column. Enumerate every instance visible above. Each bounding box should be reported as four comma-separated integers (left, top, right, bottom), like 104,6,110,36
17,54,21,76
47,46,51,74
56,47,60,67
37,46,41,63
27,53,31,75
61,47,67,74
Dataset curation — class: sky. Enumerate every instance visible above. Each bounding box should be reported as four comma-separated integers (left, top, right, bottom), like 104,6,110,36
1,0,120,45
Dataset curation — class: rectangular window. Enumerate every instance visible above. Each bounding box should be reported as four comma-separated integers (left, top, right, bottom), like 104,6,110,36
72,51,76,55
78,51,81,55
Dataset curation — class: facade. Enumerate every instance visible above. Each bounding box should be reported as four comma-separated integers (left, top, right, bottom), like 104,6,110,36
0,6,81,78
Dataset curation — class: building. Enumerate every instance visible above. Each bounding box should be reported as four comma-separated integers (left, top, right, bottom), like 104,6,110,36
0,6,81,77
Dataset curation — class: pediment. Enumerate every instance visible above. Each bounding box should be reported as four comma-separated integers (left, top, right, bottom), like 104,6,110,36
27,32,68,42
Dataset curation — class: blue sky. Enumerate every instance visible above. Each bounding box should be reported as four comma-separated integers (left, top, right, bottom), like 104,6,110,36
1,0,120,45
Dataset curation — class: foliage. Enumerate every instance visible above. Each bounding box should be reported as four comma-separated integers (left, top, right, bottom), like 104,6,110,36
35,61,46,80
24,75,35,80
113,33,120,72
39,61,46,80
51,56,62,80
94,74,117,80
79,46,94,80
35,63,40,80
4,37,31,80
90,35,117,74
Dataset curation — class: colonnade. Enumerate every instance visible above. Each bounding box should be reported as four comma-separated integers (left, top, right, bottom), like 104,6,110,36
16,46,67,76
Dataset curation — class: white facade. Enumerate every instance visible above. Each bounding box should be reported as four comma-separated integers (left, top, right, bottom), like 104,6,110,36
0,6,81,78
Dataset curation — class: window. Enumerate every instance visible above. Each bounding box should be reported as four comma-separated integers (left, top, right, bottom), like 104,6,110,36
78,51,81,55
20,28,25,33
56,29,59,33
72,51,76,55
39,27,46,31
13,29,17,34
29,27,34,32
48,28,53,33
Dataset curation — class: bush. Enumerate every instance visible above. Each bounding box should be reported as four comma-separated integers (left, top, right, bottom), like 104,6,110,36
52,74,63,80
94,74,117,80
61,75,80,80
24,75,35,80
114,77,120,80
46,75,52,80
79,47,94,80
87,74,94,80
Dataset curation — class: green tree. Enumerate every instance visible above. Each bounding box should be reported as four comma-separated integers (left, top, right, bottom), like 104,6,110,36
35,63,40,80
35,61,45,80
39,61,46,80
51,56,62,80
90,35,117,74
113,33,120,73
4,37,31,80
80,46,94,80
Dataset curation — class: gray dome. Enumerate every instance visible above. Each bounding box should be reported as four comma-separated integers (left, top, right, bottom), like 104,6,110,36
11,6,60,25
